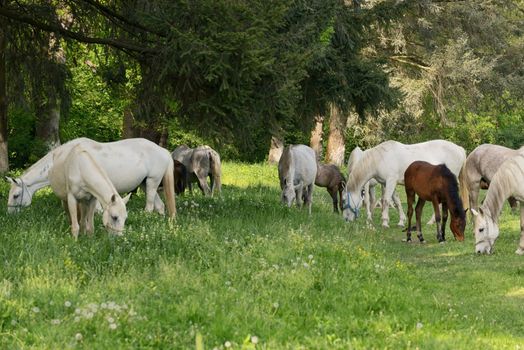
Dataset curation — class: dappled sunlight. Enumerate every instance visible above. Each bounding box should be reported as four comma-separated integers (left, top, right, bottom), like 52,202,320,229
505,288,524,299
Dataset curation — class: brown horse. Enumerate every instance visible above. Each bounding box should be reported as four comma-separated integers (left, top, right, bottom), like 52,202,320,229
315,164,346,213
404,161,466,243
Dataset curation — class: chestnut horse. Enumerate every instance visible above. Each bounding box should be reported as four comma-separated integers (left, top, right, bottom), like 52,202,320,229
315,164,346,213
404,161,466,243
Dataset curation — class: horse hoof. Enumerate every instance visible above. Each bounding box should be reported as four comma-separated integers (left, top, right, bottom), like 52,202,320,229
402,238,412,243
439,240,446,245
397,222,405,228
515,248,524,255
419,240,426,244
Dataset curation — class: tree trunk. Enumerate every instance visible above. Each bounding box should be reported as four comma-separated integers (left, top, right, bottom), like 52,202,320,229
0,5,7,173
325,103,346,166
268,135,284,165
122,106,135,138
35,94,61,150
309,114,324,161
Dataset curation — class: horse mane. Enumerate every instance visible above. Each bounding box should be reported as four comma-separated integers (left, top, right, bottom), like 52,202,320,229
439,164,465,220
280,146,293,177
482,155,524,221
347,145,384,191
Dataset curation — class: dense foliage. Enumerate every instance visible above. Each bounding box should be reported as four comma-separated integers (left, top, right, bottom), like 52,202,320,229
1,0,523,165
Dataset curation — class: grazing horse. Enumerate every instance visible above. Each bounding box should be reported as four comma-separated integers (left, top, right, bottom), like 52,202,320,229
463,144,524,215
347,146,405,225
315,164,346,213
172,145,222,196
49,144,131,238
6,137,176,218
404,161,466,243
471,154,524,255
342,140,468,228
278,144,317,214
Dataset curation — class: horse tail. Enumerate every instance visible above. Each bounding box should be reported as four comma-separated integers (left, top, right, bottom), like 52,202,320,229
458,160,469,210
208,149,222,196
163,158,177,219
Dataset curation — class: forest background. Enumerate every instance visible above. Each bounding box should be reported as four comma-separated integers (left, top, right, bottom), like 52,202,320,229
0,0,523,172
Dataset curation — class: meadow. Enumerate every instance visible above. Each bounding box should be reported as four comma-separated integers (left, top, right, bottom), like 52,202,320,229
1,162,524,349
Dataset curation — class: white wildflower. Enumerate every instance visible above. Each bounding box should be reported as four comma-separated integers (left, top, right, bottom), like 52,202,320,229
75,333,83,341
224,341,232,348
31,307,40,313
251,336,259,344
64,301,72,308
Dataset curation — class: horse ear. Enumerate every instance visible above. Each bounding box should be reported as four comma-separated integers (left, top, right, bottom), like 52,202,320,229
471,208,479,217
5,176,14,184
111,194,117,203
464,208,469,214
122,193,131,205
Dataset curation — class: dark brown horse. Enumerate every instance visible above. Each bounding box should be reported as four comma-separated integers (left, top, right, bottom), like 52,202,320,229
404,161,466,243
315,164,346,213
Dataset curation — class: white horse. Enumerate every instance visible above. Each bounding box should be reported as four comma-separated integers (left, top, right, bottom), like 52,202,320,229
49,144,131,238
347,146,406,226
6,137,176,218
342,140,468,228
471,154,524,255
463,143,524,214
278,144,317,215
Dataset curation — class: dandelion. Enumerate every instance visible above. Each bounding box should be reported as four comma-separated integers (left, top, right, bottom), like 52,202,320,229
107,316,115,324
51,319,61,325
74,316,81,323
272,302,279,309
75,308,81,314
308,254,313,260
416,322,423,329
225,281,231,286
85,312,94,319
109,323,118,330
224,341,232,348
101,302,108,309
64,301,72,308
31,307,40,313
303,262,309,269
75,333,83,341
107,301,116,310
251,336,259,344
10,319,17,326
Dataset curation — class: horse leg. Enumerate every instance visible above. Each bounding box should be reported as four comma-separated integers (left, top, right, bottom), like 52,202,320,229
392,190,406,227
78,202,89,235
380,180,396,228
295,183,304,209
196,172,211,196
509,196,518,214
415,198,426,243
515,204,524,255
441,202,449,242
364,182,373,223
84,198,98,235
305,183,314,215
145,177,162,213
328,187,338,213
67,194,80,239
405,189,415,242
432,199,444,242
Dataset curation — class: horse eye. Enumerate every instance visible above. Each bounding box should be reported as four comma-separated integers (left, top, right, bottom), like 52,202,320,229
479,228,485,233
13,194,19,198
112,215,118,221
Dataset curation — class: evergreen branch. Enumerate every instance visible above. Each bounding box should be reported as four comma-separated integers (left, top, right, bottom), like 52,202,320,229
78,0,167,38
0,5,158,54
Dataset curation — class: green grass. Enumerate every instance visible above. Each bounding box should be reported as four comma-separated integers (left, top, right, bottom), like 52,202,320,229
1,161,524,349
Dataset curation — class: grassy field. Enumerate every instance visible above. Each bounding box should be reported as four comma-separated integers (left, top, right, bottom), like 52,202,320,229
1,161,524,349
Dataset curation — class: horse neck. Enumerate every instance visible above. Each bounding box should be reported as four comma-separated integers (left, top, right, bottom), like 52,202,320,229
481,167,514,223
443,182,464,220
347,150,376,194
78,151,119,207
20,151,54,194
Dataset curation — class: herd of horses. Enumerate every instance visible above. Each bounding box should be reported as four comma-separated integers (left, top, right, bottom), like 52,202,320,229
278,140,524,255
5,137,524,255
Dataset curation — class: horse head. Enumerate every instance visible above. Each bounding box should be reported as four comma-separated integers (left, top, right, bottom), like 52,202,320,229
450,213,466,241
102,193,131,236
281,179,295,207
471,207,499,254
341,187,364,222
6,177,31,214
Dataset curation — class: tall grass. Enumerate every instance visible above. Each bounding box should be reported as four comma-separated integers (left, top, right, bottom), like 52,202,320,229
0,161,523,349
